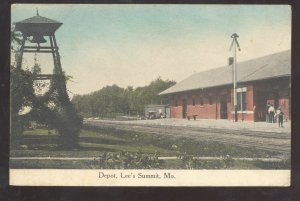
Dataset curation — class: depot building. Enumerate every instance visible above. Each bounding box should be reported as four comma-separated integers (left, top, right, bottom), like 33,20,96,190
159,50,291,122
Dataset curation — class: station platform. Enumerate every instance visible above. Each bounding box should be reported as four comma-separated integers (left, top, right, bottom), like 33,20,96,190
92,118,291,134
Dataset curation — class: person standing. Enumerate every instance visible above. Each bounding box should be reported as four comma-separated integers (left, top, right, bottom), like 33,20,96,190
268,104,275,123
277,107,284,128
274,108,278,123
266,103,271,123
275,106,281,123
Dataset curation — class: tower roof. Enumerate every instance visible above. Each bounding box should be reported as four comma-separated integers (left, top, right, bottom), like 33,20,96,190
15,13,62,36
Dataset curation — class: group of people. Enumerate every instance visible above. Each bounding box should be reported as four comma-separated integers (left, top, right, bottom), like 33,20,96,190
266,103,284,127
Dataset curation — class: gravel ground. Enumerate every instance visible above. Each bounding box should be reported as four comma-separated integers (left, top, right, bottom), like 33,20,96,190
85,119,291,156
86,118,291,134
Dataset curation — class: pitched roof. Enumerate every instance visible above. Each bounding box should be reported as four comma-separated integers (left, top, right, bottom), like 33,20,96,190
16,14,62,24
159,50,291,95
15,15,62,36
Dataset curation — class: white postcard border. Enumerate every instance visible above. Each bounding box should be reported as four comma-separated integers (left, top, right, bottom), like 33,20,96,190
10,169,290,186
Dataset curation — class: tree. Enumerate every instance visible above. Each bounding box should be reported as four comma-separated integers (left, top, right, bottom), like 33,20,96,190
10,66,35,148
72,77,176,118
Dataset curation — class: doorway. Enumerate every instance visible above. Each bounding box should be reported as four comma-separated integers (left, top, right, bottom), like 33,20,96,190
254,91,267,122
220,95,228,119
182,99,187,118
273,90,279,109
220,101,228,119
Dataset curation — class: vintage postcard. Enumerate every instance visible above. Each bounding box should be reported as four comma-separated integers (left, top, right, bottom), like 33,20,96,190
10,4,291,186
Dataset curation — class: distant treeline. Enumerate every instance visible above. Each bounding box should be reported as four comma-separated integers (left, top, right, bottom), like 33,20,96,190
72,77,176,118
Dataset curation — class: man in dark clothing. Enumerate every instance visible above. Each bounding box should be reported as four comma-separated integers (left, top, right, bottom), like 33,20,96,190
277,107,284,128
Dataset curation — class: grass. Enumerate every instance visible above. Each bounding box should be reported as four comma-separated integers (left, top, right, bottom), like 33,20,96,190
10,127,290,169
79,142,173,155
80,126,281,158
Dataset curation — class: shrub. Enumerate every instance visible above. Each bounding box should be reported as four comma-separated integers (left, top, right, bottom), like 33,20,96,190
179,153,235,169
90,151,164,169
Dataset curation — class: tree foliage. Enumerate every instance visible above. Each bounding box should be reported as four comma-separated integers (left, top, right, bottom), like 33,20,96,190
11,65,82,149
72,77,176,117
10,66,35,148
10,28,82,150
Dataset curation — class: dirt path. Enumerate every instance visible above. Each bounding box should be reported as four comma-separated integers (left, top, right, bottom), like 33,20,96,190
85,120,291,155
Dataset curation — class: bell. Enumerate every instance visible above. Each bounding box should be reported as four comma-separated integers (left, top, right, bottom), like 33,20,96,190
30,34,47,43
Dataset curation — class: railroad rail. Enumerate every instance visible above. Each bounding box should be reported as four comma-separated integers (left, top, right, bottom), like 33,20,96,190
84,120,291,155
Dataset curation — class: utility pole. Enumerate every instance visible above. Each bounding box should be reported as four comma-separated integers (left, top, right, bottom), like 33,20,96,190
229,33,241,122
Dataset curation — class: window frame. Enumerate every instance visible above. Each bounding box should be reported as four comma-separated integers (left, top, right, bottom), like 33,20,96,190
236,87,247,111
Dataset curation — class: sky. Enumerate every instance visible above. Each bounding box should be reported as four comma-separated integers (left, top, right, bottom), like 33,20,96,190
11,4,291,96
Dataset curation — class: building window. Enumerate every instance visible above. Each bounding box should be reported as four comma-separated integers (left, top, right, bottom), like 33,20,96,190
175,100,178,107
192,98,195,106
199,97,204,106
209,96,213,105
237,88,247,111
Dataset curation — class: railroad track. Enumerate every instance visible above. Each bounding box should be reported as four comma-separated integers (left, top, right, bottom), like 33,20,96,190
85,121,291,154
86,121,290,139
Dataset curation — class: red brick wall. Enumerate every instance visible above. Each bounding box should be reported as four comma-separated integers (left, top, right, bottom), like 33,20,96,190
169,77,290,122
247,85,254,111
228,113,254,121
186,95,217,119
253,77,290,121
171,88,229,119
171,96,182,118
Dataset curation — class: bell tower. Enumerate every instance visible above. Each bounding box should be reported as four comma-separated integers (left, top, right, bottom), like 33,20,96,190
14,11,82,149
15,9,64,81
